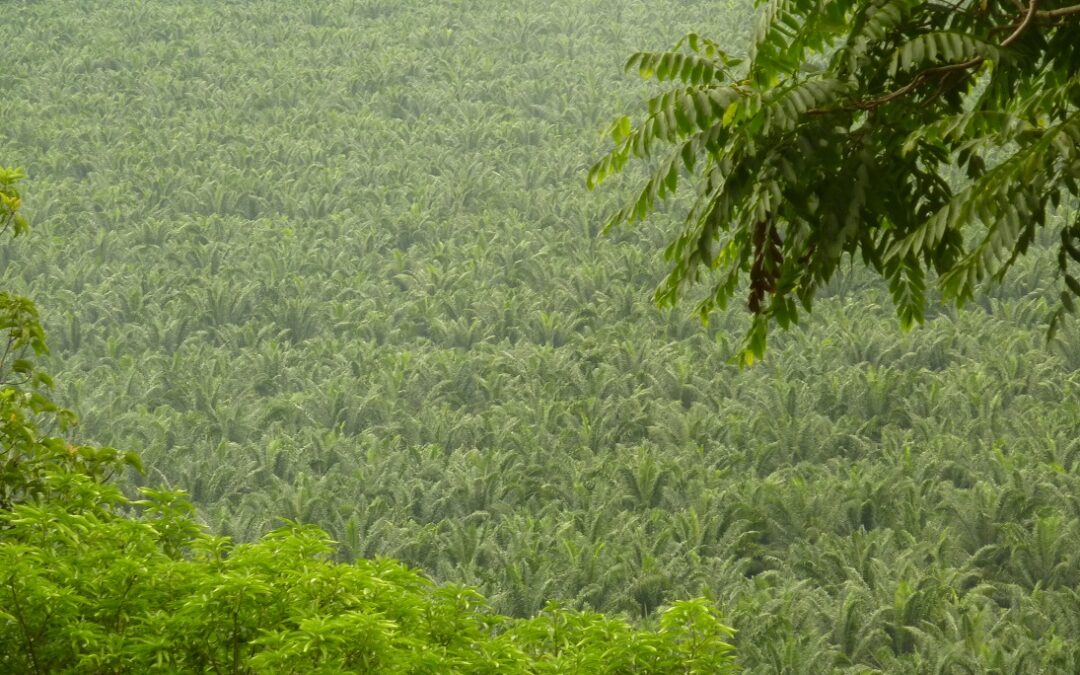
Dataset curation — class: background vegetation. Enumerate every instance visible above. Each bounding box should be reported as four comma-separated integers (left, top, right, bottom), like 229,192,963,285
3,175,737,675
2,0,1079,671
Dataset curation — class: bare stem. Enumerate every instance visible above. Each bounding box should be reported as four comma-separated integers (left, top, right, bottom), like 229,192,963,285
8,579,43,675
1037,2,1080,18
1002,0,1039,47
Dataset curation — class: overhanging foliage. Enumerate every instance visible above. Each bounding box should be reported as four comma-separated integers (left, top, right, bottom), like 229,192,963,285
591,0,1080,363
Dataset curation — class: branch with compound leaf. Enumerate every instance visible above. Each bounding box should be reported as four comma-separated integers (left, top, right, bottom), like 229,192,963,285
846,0,1078,111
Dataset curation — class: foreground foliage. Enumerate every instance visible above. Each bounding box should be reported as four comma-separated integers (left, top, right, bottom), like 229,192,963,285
3,1,1080,672
591,0,1080,361
0,169,737,673
3,488,736,674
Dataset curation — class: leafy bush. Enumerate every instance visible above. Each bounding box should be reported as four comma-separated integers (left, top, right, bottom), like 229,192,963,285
2,490,736,674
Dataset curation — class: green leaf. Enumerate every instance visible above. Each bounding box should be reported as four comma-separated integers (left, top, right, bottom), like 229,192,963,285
889,32,1000,77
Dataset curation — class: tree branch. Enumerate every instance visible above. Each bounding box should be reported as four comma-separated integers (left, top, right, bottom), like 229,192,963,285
1002,0,1039,47
851,0,1065,111
853,58,983,110
1037,2,1080,18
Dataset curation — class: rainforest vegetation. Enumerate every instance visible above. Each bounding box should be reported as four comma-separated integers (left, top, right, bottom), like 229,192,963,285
2,0,1079,672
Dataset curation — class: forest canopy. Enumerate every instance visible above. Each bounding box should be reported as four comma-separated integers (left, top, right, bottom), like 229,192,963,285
591,0,1080,363
3,0,1080,672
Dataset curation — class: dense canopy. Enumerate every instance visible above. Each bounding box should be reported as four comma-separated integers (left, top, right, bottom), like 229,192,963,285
3,0,1080,672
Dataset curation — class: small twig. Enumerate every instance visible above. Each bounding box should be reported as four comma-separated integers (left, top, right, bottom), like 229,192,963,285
847,0,1065,112
852,58,982,110
8,579,43,674
921,69,965,107
1002,0,1039,46
0,335,16,378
